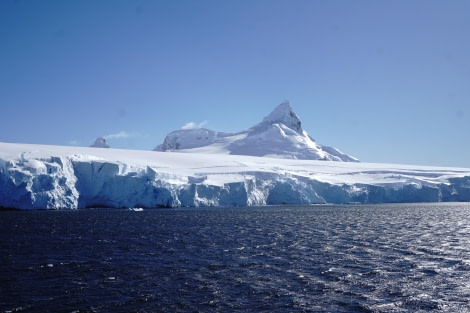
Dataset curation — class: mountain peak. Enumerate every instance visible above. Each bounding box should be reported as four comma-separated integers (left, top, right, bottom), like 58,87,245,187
262,100,302,133
154,101,358,162
90,137,110,148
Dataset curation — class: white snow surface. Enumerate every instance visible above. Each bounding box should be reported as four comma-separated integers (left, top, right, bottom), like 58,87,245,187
154,101,358,162
1,142,470,209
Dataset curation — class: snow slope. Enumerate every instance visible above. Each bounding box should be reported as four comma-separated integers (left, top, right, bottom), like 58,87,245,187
154,101,358,162
1,142,470,209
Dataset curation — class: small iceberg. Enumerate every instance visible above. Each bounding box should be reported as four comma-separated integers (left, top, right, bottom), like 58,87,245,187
128,207,144,212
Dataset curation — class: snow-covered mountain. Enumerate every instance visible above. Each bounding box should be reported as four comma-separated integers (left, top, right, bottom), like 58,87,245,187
90,137,110,148
1,142,469,210
154,101,358,162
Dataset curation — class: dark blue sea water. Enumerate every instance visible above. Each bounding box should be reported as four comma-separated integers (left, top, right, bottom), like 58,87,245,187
2,203,470,312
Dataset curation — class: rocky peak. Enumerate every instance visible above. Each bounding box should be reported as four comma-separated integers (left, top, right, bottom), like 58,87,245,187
90,137,110,148
262,100,303,133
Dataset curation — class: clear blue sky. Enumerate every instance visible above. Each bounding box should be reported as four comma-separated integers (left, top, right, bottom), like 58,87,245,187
1,0,469,167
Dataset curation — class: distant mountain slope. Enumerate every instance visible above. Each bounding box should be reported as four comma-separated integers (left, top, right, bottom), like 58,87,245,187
154,101,358,162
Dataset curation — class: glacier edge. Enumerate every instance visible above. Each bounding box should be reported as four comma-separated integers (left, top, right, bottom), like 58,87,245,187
1,142,470,210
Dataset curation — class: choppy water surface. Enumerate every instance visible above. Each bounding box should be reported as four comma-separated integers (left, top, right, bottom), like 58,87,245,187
2,203,470,312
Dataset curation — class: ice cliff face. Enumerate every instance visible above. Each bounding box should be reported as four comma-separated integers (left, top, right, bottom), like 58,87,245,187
154,101,358,162
1,142,470,210
0,154,79,209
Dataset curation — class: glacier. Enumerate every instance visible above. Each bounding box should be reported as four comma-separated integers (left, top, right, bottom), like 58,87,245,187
1,142,470,210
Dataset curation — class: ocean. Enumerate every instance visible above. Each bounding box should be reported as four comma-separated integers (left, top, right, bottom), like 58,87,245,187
2,203,470,312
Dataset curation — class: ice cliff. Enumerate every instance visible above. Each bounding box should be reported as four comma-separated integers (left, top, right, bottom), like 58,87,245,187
1,142,470,210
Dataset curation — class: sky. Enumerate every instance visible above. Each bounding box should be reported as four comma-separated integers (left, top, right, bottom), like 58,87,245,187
1,0,469,167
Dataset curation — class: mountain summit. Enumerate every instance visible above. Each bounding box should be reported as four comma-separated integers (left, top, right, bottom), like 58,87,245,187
90,137,110,148
154,101,358,162
262,100,302,133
